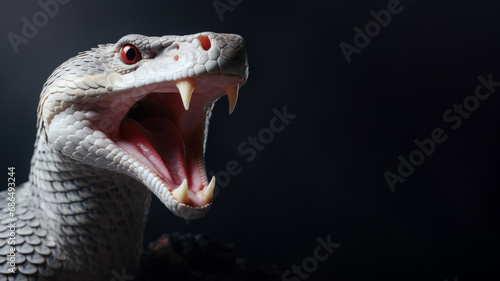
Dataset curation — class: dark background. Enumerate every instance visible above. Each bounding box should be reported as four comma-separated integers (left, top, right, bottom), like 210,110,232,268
1,0,499,280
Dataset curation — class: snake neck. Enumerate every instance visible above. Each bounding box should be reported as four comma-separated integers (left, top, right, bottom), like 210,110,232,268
28,133,152,279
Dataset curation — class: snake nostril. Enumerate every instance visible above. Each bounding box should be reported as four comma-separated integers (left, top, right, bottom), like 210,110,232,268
198,35,211,51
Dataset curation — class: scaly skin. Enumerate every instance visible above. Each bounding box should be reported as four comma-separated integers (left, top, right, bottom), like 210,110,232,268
0,32,248,280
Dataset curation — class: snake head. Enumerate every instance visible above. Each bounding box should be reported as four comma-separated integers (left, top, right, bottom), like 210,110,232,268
37,32,248,219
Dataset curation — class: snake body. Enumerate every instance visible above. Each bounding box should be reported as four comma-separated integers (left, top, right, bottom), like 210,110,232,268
0,32,248,280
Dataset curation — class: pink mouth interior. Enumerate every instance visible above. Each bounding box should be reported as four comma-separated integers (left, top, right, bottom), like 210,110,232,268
104,74,244,207
119,117,187,186
114,90,216,207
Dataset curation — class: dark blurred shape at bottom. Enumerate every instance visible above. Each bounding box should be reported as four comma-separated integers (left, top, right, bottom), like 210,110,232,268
137,233,280,281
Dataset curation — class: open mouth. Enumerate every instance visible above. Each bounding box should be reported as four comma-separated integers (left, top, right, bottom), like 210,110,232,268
108,74,243,207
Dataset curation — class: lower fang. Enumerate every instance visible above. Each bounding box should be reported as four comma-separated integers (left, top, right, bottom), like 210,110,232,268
203,176,216,203
172,179,189,203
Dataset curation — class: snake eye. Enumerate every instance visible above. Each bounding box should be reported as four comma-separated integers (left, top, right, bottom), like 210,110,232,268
121,44,141,64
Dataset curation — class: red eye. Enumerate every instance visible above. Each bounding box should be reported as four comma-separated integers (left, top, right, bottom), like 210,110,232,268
121,44,141,64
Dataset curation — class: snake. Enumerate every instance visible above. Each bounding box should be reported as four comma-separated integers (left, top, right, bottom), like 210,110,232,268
0,32,248,280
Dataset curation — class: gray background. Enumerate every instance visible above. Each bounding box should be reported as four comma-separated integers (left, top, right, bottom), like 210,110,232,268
1,0,500,280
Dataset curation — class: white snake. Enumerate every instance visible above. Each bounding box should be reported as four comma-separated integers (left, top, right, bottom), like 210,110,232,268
0,32,248,280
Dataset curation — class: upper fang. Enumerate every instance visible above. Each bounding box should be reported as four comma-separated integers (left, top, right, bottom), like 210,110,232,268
176,80,195,110
225,85,239,114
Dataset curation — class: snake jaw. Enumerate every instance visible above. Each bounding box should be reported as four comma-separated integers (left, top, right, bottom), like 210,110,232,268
94,73,244,217
39,32,248,220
